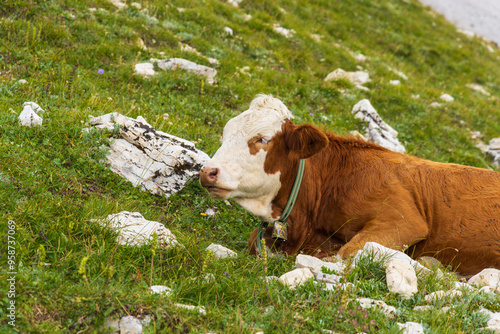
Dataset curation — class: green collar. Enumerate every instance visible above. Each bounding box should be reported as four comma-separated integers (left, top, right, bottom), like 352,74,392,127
256,159,305,255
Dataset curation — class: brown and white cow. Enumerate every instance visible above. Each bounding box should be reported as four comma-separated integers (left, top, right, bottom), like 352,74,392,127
200,94,500,276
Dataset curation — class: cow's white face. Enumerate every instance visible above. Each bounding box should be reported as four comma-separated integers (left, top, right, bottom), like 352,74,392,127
200,95,292,221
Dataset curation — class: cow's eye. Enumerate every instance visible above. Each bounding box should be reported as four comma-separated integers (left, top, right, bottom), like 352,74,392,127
257,138,269,144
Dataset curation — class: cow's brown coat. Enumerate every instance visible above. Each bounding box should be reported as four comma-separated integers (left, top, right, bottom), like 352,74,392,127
248,120,500,276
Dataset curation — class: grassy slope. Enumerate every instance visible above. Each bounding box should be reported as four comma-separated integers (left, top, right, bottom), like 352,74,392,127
0,0,499,332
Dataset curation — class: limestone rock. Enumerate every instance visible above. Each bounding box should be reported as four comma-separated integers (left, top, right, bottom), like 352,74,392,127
227,0,242,7
389,80,401,86
325,68,370,90
424,289,462,303
150,285,172,296
316,272,342,284
119,315,142,334
95,211,181,247
478,138,500,167
468,268,500,293
135,63,155,77
18,102,43,127
351,100,406,153
206,243,237,259
278,268,314,289
397,322,424,334
272,24,296,38
413,305,433,312
295,254,345,276
478,308,500,332
109,0,126,9
440,94,454,102
385,258,418,299
353,242,430,275
467,83,491,96
174,303,206,315
355,298,397,317
150,58,217,84
89,112,210,197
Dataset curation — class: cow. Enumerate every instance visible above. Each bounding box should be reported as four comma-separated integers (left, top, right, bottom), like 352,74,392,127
199,94,500,276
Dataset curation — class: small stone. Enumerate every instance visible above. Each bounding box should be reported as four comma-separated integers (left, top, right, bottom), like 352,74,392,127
389,80,401,86
227,0,242,7
272,24,296,38
224,27,233,35
467,83,491,96
18,79,27,84
440,94,454,102
150,285,172,296
325,68,370,90
385,258,418,299
424,289,462,303
295,254,344,276
95,211,181,247
134,63,155,77
397,322,424,334
150,58,217,84
413,305,433,312
488,138,500,150
131,2,141,9
109,0,126,9
104,317,120,334
278,268,314,289
174,303,206,315
355,298,397,317
468,268,500,293
316,272,342,284
119,315,142,334
430,102,442,108
18,102,44,127
206,243,237,259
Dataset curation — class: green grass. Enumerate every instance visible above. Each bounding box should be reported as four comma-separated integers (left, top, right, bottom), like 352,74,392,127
1,0,500,332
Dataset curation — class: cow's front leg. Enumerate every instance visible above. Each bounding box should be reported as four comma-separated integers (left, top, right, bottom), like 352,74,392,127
337,208,429,259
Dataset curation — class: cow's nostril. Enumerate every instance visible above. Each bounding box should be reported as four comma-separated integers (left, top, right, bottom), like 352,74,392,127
209,168,219,179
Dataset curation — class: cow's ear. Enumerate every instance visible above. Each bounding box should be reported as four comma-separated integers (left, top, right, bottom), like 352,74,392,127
283,120,329,159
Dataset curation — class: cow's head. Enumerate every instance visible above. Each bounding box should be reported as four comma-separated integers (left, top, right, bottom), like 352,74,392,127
200,95,328,221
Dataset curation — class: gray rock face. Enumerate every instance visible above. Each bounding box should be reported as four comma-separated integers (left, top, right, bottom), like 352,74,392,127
478,138,500,167
351,100,406,153
89,112,209,197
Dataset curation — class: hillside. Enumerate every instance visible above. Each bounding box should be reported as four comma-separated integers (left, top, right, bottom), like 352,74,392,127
1,0,500,333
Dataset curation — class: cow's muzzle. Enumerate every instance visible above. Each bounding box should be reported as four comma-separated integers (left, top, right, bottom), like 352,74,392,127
200,167,230,198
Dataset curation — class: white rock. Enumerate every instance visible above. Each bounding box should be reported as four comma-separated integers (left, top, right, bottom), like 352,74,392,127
413,305,433,312
150,58,217,84
325,68,371,90
385,258,418,299
353,242,430,275
397,322,424,334
440,94,454,102
355,298,397,317
468,268,500,293
18,79,27,84
150,285,172,296
353,53,367,62
224,26,233,35
321,282,354,291
467,83,491,96
95,211,181,247
174,303,206,315
18,102,44,127
351,102,406,153
295,254,345,276
89,112,209,197
272,24,296,38
310,34,321,42
278,268,314,289
453,281,476,292
206,243,237,259
227,0,242,7
316,272,342,284
119,315,142,334
134,63,155,77
131,2,141,9
387,67,409,80
430,102,442,108
424,289,462,303
104,317,120,333
109,0,126,9
478,308,500,332
389,80,401,86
